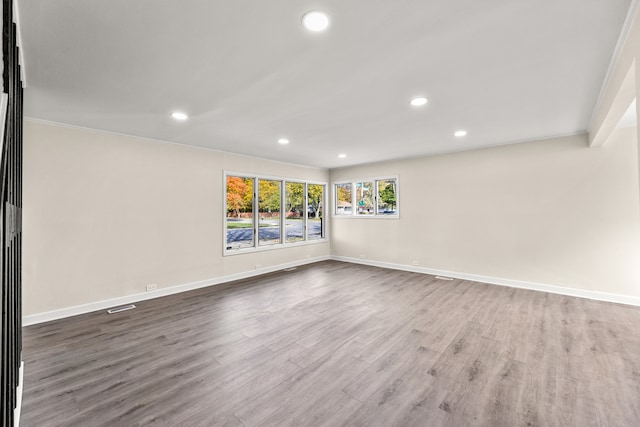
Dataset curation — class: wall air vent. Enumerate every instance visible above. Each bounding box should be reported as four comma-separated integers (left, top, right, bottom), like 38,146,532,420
107,304,136,314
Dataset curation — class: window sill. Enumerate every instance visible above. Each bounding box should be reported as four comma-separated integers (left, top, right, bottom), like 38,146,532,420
224,238,329,256
332,215,400,219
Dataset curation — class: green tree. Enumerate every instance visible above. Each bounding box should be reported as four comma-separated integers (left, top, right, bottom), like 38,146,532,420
258,179,280,213
379,182,396,210
286,182,304,215
308,184,323,218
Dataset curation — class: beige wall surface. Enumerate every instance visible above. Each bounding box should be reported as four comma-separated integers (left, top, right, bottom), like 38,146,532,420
23,120,330,316
23,121,640,317
331,130,640,298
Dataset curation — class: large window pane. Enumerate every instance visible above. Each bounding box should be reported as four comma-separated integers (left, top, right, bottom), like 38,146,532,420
377,179,397,215
355,181,374,215
285,182,304,243
335,183,352,215
308,184,324,240
258,179,281,245
225,173,327,254
226,176,254,249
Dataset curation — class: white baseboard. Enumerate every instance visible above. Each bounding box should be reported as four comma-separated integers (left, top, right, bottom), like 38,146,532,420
22,256,330,326
331,255,640,307
15,360,23,427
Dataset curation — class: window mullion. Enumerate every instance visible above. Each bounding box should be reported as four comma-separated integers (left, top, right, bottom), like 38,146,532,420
303,183,308,240
253,178,258,248
280,181,285,244
374,180,379,215
351,183,356,216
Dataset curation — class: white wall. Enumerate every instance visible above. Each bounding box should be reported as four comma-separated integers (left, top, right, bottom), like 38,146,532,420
23,120,640,319
22,120,330,317
331,130,640,299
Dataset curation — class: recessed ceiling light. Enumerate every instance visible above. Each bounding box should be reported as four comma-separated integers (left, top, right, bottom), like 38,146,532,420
410,97,428,107
338,153,347,159
302,11,330,32
454,130,468,137
278,138,290,145
171,111,188,120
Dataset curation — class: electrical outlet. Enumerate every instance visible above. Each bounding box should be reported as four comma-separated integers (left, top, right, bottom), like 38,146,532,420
146,283,157,292
255,264,262,270
412,260,420,266
359,254,366,259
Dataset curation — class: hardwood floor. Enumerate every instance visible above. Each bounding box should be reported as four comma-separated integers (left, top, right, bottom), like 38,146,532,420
21,261,640,426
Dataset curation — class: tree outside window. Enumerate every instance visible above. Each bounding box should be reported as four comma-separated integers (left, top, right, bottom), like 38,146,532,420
377,179,396,214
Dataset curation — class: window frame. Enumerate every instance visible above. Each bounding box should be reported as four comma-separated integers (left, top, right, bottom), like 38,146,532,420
332,175,399,219
306,182,326,241
334,182,353,216
284,181,306,244
224,171,328,255
257,178,283,247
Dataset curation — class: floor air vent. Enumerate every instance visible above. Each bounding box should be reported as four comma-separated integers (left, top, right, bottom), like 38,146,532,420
283,267,297,272
435,276,454,281
107,304,136,314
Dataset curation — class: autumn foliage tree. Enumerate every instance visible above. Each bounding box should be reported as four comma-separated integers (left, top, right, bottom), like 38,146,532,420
226,176,252,218
336,184,352,211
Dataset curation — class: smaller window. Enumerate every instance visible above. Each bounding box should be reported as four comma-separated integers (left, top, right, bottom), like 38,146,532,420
355,181,374,215
335,183,352,216
377,179,397,215
333,176,398,217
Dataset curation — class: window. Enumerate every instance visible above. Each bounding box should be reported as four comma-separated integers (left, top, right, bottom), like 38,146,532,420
377,179,397,215
308,183,324,240
333,177,399,217
285,182,304,243
355,181,374,215
335,183,352,216
225,173,326,253
258,179,281,246
225,176,254,249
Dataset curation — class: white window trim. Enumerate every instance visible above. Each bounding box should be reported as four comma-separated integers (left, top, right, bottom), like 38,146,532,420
223,171,328,256
332,175,400,219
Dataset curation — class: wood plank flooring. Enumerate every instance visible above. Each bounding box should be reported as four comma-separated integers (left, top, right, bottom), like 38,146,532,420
20,261,640,426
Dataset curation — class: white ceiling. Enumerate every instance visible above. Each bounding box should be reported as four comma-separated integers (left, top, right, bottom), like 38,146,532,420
18,0,633,168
